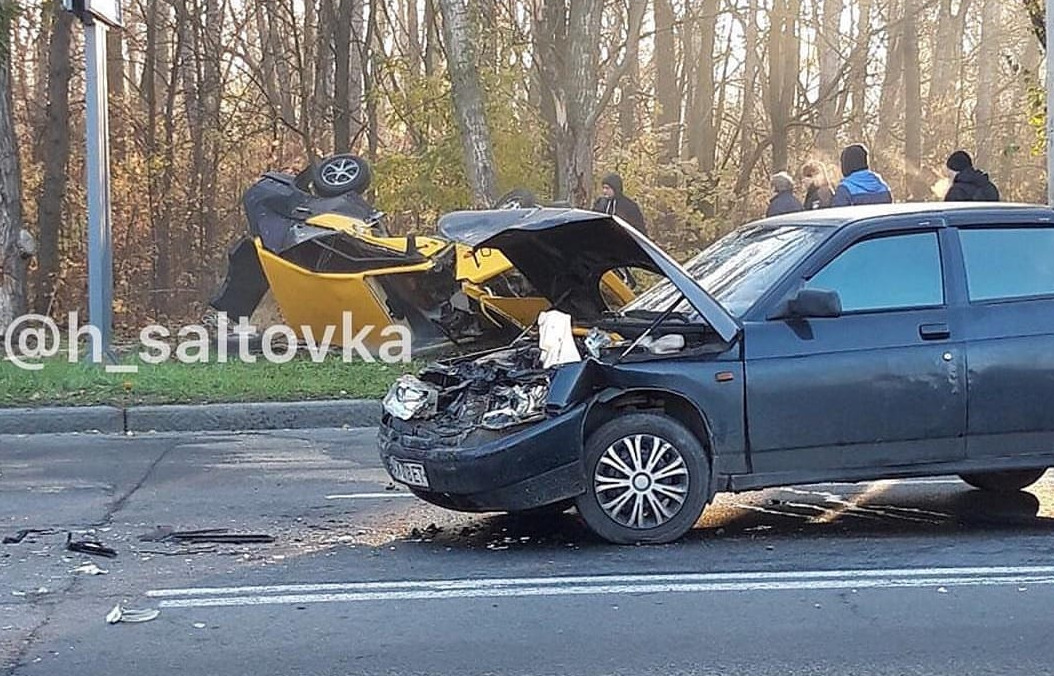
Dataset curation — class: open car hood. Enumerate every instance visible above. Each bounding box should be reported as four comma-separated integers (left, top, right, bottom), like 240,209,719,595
436,208,740,343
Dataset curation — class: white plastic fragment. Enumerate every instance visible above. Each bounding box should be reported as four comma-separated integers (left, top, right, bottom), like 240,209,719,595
537,310,581,368
106,605,160,624
72,562,108,575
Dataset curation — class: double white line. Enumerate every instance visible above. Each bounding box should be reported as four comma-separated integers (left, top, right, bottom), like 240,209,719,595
148,565,1054,609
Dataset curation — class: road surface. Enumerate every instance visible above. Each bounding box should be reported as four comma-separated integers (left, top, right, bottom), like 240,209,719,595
3,428,1054,675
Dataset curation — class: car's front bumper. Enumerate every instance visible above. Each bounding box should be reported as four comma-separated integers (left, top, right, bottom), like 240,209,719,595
377,403,588,512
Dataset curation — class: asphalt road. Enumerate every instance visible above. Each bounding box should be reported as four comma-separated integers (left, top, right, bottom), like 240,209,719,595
3,428,1054,676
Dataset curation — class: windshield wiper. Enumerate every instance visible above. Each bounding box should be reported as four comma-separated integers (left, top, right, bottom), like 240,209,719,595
615,292,684,364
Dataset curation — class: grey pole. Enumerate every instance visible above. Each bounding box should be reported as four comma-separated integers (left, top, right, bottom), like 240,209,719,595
84,17,114,360
1048,0,1054,205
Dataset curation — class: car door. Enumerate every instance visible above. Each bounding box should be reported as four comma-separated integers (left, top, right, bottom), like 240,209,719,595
742,226,967,475
954,224,1054,460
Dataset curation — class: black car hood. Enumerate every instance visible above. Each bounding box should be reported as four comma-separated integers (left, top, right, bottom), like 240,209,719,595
436,207,740,342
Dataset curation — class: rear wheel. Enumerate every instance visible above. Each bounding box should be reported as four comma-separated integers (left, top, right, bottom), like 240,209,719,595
575,413,710,544
958,468,1046,493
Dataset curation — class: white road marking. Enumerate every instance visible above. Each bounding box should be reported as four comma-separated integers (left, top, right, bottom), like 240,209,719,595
149,565,1054,609
324,493,415,500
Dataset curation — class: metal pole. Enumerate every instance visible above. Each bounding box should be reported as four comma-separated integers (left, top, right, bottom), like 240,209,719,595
84,18,113,360
1048,0,1054,205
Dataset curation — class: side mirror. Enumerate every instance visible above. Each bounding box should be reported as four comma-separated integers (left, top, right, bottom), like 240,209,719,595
770,288,842,319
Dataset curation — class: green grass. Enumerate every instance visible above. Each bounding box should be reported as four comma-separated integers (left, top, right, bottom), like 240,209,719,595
0,356,421,408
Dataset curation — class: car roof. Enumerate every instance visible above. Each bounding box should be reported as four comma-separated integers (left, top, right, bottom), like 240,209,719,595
756,201,1054,230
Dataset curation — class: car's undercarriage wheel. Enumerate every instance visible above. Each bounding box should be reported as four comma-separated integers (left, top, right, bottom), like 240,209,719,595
958,468,1046,493
575,413,711,545
494,188,538,209
313,153,372,196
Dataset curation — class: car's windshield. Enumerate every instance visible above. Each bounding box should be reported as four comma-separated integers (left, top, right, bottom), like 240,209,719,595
622,223,831,318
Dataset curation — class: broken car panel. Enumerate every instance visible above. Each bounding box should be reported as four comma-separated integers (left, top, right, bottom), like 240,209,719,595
380,203,1054,545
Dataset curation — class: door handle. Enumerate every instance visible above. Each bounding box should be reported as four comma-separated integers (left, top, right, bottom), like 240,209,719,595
919,323,950,340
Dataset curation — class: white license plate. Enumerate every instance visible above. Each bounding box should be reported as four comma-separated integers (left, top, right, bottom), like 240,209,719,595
387,457,430,488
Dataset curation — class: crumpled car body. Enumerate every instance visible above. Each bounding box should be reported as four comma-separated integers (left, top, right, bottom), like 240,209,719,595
209,170,636,355
379,202,1054,545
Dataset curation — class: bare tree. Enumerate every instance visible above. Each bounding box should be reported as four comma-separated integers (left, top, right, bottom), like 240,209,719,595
34,0,73,314
0,0,26,327
438,0,499,206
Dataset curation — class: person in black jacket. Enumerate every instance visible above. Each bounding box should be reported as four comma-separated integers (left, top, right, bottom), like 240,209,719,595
944,150,1000,202
766,172,803,217
593,173,647,236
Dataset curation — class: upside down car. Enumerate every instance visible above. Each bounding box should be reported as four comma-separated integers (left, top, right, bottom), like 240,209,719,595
379,202,1054,544
209,154,635,355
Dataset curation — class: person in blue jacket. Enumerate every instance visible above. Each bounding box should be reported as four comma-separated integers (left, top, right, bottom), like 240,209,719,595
831,144,893,206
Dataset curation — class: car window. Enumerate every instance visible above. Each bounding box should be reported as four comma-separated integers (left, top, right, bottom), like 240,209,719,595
805,231,944,312
959,227,1054,302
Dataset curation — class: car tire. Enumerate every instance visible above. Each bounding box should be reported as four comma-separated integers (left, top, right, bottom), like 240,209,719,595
494,188,538,209
958,469,1046,493
575,413,711,545
313,153,372,196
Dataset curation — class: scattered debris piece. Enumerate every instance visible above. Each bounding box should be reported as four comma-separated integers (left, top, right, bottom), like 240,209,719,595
137,527,273,545
106,605,160,624
66,533,117,559
3,528,57,544
192,623,207,629
72,562,108,575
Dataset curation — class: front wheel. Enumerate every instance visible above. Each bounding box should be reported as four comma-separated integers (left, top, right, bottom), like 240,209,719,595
959,469,1046,493
575,413,711,545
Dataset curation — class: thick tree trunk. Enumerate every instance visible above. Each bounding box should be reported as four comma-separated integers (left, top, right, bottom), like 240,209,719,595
618,0,646,144
733,0,759,205
974,0,1000,168
334,0,364,152
0,0,27,328
688,0,718,171
34,1,73,315
816,0,842,155
653,0,679,166
438,0,499,206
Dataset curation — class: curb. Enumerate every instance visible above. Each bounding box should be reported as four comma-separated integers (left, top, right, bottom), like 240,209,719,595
0,399,382,435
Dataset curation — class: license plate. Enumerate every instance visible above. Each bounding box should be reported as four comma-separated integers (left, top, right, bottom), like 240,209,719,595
387,457,430,488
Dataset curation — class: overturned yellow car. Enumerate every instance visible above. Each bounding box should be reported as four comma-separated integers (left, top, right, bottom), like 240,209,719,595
210,156,635,355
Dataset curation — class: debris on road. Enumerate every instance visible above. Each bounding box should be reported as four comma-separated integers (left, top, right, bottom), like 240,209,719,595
66,533,118,558
3,528,57,544
138,527,275,545
106,605,160,624
72,562,109,575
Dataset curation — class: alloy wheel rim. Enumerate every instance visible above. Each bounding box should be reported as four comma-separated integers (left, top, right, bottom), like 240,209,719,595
593,434,689,529
320,158,360,186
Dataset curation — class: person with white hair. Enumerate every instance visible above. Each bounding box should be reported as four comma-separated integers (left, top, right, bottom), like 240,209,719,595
766,171,803,217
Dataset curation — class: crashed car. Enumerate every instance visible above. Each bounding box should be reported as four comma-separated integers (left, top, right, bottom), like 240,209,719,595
209,155,635,355
379,202,1054,544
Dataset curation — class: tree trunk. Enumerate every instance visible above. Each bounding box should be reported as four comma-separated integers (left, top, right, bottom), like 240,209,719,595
334,0,364,152
618,0,646,143
816,0,842,155
847,0,872,140
975,0,1000,168
0,0,27,328
438,0,499,206
688,0,718,171
33,1,72,315
733,0,759,205
903,0,922,199
654,0,679,166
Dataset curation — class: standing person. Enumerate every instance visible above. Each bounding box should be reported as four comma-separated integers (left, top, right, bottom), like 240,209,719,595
831,143,893,206
593,172,647,236
766,172,803,217
944,150,1000,201
800,160,834,210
